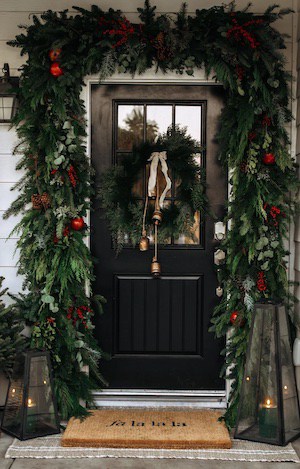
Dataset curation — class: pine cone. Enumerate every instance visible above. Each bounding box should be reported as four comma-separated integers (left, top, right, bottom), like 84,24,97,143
31,193,51,210
240,162,248,173
31,194,43,210
40,193,51,209
154,32,172,61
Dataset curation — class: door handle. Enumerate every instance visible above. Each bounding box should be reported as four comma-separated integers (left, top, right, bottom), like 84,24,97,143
214,221,226,241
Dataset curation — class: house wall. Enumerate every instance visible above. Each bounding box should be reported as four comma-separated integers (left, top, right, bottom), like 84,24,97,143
295,0,300,328
0,0,298,306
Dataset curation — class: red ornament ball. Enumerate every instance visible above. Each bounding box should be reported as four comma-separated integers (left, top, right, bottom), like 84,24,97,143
230,311,239,325
50,62,63,77
49,48,61,61
230,310,246,327
71,217,85,231
262,152,276,165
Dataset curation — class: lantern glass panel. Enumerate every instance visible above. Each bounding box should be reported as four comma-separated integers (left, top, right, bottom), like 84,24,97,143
235,302,300,445
0,96,14,121
1,353,25,437
235,304,279,441
24,356,58,438
278,305,300,441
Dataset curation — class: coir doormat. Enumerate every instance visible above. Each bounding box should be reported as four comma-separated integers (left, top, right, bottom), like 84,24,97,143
61,409,231,449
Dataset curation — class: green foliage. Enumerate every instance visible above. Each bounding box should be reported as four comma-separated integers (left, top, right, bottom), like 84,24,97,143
0,278,25,377
6,1,298,426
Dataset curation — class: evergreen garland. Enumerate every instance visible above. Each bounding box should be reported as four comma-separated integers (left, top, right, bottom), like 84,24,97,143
5,1,298,424
99,127,207,252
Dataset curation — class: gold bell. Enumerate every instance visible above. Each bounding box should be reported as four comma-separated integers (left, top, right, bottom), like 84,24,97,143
151,258,161,277
152,210,163,226
139,235,150,251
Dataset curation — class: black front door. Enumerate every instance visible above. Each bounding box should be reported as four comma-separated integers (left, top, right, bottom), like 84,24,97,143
91,84,226,390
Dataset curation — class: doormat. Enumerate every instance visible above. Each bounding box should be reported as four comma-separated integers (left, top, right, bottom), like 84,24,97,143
62,409,231,449
5,435,300,462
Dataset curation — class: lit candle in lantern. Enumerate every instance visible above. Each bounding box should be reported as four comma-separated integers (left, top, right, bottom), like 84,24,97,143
26,397,37,432
258,397,278,439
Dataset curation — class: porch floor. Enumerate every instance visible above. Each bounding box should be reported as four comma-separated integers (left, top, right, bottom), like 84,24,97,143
1,432,300,468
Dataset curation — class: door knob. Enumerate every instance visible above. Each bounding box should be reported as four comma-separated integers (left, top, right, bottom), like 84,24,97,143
214,221,226,241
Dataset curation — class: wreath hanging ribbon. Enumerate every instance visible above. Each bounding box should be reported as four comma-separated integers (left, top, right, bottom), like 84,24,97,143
147,150,172,209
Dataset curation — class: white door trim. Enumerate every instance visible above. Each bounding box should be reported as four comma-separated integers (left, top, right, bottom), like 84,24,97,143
92,389,227,409
82,68,228,408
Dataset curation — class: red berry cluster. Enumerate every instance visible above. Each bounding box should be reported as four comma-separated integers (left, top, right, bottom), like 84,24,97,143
99,16,134,48
68,165,77,188
257,271,267,292
51,169,58,175
53,226,70,244
227,18,263,49
47,317,55,324
67,305,92,328
264,203,282,228
236,65,244,80
248,131,256,141
262,114,271,127
63,226,70,237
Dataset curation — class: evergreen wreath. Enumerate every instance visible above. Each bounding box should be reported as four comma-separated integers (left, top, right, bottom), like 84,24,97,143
5,1,299,425
99,126,207,252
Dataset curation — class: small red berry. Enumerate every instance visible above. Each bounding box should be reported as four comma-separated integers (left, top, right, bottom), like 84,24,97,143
50,62,63,77
49,48,61,61
262,153,275,165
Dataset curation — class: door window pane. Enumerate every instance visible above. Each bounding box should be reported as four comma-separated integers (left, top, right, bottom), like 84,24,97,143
146,105,172,141
118,105,144,150
115,101,203,248
174,209,201,245
175,105,201,143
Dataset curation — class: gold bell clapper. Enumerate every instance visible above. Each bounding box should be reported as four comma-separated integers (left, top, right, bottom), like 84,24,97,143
151,217,161,278
139,231,150,252
151,257,161,277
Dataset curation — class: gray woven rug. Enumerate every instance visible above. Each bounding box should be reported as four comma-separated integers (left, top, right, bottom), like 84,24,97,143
5,435,300,462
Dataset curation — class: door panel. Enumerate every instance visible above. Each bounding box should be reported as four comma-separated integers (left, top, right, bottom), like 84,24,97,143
115,275,202,355
91,84,226,390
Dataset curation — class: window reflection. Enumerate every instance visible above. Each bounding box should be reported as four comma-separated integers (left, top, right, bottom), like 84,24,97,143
174,210,201,245
118,105,144,150
147,106,172,142
175,106,201,143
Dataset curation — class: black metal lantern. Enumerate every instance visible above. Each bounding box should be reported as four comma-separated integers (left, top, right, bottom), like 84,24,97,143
235,301,300,446
0,63,18,123
1,350,60,440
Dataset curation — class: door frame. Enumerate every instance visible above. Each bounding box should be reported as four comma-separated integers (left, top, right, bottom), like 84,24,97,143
82,68,229,408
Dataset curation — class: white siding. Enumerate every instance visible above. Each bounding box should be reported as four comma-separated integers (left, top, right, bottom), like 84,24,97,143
295,0,300,329
0,0,298,296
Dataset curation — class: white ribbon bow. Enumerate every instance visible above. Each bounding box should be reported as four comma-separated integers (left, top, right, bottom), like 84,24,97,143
148,151,172,209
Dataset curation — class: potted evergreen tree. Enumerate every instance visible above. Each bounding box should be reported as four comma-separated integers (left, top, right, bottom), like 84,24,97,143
0,277,24,412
